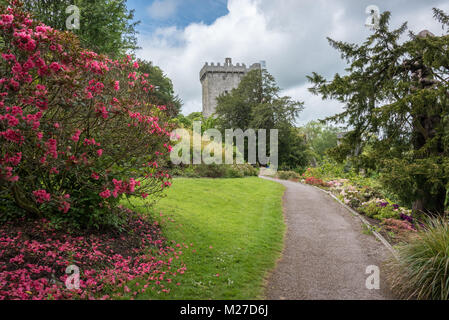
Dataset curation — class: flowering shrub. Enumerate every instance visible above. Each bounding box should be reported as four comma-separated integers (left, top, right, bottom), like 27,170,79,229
0,208,187,300
382,218,416,233
304,176,329,187
327,179,348,188
0,2,173,227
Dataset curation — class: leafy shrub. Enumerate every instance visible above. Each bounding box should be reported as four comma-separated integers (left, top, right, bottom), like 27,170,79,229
277,171,300,180
226,166,245,178
172,163,258,178
302,159,347,181
359,200,400,220
0,3,172,228
376,206,401,220
237,163,259,177
387,218,449,300
193,164,227,178
359,201,381,218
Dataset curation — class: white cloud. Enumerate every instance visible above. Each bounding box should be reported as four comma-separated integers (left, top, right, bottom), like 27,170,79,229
137,0,447,124
147,0,178,20
283,83,345,126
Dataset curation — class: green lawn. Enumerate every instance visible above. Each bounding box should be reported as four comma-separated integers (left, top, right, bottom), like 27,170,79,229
129,177,285,300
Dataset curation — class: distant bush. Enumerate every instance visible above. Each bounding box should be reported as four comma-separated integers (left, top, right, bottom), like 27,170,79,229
171,164,258,179
229,164,258,177
277,171,300,181
194,164,227,178
387,218,449,300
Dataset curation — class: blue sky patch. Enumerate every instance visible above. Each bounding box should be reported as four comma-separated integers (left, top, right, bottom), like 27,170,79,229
127,0,229,34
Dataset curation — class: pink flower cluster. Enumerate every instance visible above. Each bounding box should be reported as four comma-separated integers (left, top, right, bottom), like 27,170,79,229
100,178,142,199
32,190,51,204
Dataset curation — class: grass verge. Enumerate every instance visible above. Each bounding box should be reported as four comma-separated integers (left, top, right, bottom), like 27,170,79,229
128,177,285,300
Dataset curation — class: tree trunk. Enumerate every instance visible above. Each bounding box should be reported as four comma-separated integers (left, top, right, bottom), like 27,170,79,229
11,185,41,217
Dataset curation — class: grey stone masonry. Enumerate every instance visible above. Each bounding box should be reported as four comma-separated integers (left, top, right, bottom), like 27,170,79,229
200,58,261,117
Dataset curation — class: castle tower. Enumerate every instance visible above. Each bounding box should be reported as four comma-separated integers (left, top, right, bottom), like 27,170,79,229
200,58,261,117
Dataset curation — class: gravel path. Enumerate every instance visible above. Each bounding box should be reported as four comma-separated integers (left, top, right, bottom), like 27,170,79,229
262,177,395,300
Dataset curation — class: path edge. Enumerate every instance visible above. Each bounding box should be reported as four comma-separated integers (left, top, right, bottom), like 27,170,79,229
258,177,288,300
260,175,399,260
309,184,399,260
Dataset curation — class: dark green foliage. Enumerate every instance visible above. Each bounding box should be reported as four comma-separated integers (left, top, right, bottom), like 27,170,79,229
308,9,449,215
194,163,258,178
171,164,258,179
215,69,308,169
138,60,182,117
21,0,139,57
193,163,227,178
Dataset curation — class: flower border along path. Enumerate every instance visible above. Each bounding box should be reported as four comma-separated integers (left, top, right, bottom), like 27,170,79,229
309,184,398,260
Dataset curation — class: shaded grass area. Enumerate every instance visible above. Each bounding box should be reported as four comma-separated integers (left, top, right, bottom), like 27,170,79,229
128,177,285,300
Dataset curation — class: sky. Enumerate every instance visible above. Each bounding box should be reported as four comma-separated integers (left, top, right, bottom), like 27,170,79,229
127,0,449,125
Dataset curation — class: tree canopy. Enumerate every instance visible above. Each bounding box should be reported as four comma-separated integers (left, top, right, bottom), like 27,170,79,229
21,0,139,58
215,69,308,169
301,121,340,163
138,60,182,117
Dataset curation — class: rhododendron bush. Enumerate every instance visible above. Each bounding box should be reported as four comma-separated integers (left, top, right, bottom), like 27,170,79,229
0,2,173,227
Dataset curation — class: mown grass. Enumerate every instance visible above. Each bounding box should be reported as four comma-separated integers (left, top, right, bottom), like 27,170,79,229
127,177,285,300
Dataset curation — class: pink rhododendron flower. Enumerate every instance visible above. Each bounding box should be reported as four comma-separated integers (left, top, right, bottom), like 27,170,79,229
49,62,61,72
58,201,70,213
1,14,14,25
32,189,51,204
71,129,81,142
99,189,111,199
50,167,59,174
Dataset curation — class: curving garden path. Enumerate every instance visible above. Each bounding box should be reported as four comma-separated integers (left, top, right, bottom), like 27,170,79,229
261,176,395,300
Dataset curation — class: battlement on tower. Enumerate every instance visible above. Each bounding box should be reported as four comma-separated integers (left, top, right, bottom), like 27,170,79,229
200,58,262,117
199,58,261,81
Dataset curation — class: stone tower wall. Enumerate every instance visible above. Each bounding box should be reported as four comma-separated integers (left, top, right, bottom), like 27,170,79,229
200,58,261,117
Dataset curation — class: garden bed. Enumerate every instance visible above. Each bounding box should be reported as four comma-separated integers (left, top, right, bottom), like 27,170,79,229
273,169,418,245
0,207,186,300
